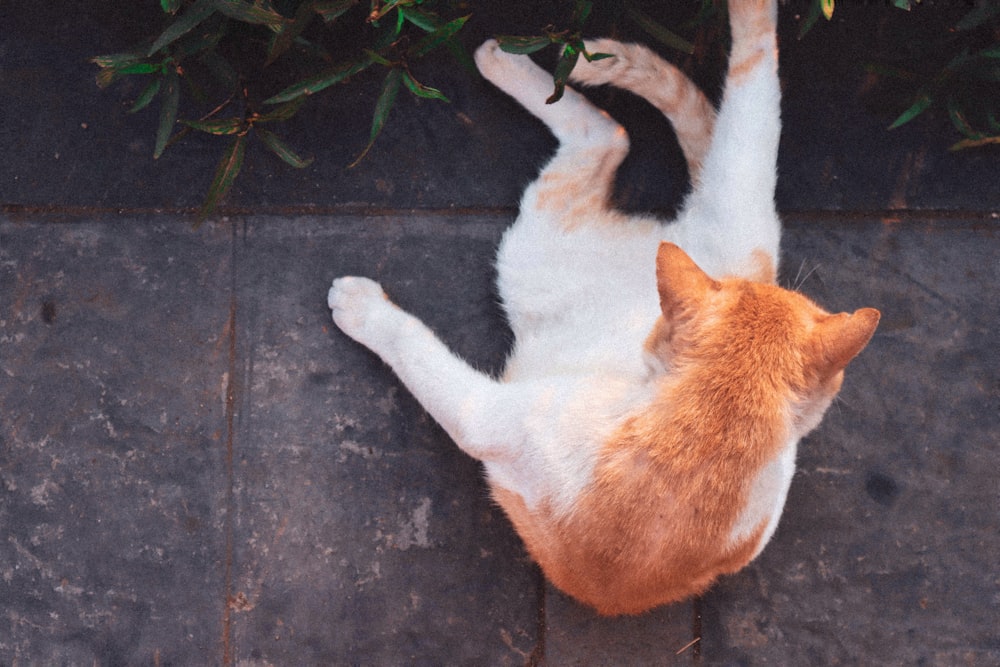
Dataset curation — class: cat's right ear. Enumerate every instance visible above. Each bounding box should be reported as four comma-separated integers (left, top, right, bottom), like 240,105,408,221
808,308,881,382
655,243,719,320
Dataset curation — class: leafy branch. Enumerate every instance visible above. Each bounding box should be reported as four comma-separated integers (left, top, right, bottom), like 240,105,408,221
801,0,1000,151
496,0,695,104
91,0,469,221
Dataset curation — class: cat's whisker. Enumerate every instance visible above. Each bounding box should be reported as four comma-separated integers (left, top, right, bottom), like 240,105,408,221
793,262,821,292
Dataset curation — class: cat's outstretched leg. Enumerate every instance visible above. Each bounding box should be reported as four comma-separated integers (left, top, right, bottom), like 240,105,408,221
673,0,782,282
475,39,629,223
328,277,517,462
569,39,716,182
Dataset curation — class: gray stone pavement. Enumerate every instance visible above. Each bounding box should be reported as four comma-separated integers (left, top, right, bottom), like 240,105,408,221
2,1,999,665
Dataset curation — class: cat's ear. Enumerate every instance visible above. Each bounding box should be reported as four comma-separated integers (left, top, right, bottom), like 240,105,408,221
808,308,880,381
655,242,719,319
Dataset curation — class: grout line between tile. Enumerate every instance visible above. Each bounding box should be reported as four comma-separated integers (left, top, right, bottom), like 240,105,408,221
220,222,240,665
2,203,999,226
526,567,547,667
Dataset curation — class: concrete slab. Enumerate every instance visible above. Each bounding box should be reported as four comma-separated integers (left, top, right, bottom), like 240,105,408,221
544,587,696,665
224,215,538,664
700,218,1000,664
0,219,233,664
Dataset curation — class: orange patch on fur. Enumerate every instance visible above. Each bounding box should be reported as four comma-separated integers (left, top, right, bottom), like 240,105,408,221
490,245,878,615
533,141,629,230
751,248,777,284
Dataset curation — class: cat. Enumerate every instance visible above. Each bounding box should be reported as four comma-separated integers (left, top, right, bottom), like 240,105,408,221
327,0,879,616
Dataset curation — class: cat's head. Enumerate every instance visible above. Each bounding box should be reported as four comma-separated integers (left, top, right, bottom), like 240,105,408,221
651,242,880,437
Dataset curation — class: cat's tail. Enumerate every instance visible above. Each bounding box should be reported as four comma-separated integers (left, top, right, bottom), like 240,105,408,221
569,39,715,182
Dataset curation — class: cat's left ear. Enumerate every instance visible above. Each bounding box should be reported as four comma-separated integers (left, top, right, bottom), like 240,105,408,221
655,243,720,320
809,308,881,380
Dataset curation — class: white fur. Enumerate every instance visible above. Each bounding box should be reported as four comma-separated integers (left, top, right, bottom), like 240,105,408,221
329,28,787,528
729,436,798,557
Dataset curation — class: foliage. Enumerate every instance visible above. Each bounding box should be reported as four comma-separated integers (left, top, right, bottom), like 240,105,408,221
92,0,470,221
495,0,695,104
91,0,1000,220
803,0,1000,150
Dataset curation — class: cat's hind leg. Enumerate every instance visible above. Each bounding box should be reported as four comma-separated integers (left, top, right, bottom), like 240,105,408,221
475,40,629,223
569,39,716,183
671,0,782,283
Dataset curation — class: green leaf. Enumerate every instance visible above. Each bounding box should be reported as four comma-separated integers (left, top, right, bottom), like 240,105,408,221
401,70,449,101
946,97,982,139
161,0,183,13
625,2,693,55
93,59,162,89
496,35,551,55
314,0,357,22
888,94,932,130
395,6,406,36
256,128,314,168
199,49,240,91
400,6,441,32
368,0,410,22
980,46,1000,59
892,0,913,10
364,48,393,66
407,14,469,59
546,45,580,104
797,0,822,39
148,0,216,56
171,24,227,59
182,117,245,134
572,0,594,27
254,96,306,122
212,0,288,27
582,50,613,63
90,52,145,69
200,133,246,220
950,134,1000,151
154,70,181,158
956,1,1000,31
350,67,402,167
128,77,162,113
264,55,373,103
118,62,163,75
267,0,317,65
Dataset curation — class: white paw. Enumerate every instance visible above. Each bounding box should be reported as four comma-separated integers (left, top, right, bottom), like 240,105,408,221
473,39,510,79
328,276,391,344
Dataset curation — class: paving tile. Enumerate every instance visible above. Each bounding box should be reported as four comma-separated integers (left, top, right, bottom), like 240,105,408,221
224,215,539,664
544,587,696,665
0,217,233,664
698,218,1000,664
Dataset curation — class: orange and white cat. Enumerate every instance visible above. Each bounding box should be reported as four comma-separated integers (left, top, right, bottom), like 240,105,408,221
328,0,879,615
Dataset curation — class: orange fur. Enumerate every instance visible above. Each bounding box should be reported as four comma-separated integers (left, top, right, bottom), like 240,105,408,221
491,243,878,615
727,0,778,85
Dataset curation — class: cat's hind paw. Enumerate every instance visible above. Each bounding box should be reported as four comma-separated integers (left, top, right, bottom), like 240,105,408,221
568,39,626,87
328,276,393,345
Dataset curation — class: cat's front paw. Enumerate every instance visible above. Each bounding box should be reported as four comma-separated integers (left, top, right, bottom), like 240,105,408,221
328,276,393,345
